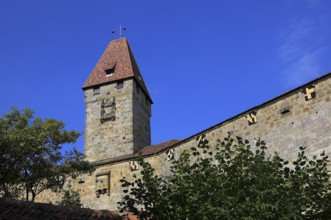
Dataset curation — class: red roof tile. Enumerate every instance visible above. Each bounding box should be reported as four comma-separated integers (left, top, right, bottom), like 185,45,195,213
137,139,181,155
95,139,181,166
0,198,121,220
82,38,152,102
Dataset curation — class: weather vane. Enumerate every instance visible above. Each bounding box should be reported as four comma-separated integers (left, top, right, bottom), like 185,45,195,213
112,26,127,39
119,25,127,38
123,27,127,37
111,30,115,39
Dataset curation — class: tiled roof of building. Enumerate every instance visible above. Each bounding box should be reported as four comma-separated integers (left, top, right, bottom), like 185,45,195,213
0,198,121,220
82,38,152,102
95,139,181,166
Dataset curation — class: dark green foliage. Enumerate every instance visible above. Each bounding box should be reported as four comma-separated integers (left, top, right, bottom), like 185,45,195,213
118,136,331,220
58,185,82,208
0,107,94,201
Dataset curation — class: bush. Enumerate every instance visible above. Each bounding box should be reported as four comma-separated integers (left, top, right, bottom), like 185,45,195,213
118,136,331,220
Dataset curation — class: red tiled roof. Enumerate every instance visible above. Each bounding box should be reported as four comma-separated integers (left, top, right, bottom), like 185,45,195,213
112,211,139,220
0,198,121,220
82,38,152,102
137,139,181,155
95,139,181,166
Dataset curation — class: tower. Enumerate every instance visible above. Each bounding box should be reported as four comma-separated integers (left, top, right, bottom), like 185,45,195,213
82,38,152,162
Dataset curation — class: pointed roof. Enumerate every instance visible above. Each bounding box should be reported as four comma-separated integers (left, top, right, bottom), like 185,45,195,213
82,38,152,102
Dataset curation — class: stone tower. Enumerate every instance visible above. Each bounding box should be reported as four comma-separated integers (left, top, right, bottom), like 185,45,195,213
82,38,152,162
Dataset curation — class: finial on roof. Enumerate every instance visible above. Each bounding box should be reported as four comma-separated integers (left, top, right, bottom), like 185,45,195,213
122,27,126,37
119,25,127,38
111,30,115,39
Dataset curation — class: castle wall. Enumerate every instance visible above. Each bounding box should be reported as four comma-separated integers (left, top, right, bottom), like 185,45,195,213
38,74,331,211
201,75,331,161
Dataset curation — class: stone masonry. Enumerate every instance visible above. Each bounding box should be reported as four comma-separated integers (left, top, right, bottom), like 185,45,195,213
36,38,331,211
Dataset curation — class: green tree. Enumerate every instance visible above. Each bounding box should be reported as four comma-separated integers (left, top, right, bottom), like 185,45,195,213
118,136,331,220
0,107,94,201
58,184,82,208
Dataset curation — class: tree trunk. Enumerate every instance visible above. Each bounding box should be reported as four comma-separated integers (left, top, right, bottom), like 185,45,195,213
25,185,29,201
31,192,35,202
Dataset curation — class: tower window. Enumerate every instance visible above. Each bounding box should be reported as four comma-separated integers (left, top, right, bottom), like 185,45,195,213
93,86,100,95
117,81,124,89
105,68,115,76
105,63,116,76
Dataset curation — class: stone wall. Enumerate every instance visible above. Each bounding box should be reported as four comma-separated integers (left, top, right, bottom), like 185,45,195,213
84,79,134,161
132,79,152,152
84,78,152,162
38,73,331,211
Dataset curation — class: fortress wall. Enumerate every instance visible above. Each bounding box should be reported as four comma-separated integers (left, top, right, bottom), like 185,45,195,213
38,74,331,211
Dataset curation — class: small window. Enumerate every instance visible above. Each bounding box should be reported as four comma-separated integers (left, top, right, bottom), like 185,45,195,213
93,86,100,95
95,172,110,197
105,69,114,76
117,81,124,89
280,107,290,115
105,63,116,76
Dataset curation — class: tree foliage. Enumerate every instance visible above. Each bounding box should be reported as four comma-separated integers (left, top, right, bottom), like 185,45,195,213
118,136,331,219
58,184,82,208
0,107,94,201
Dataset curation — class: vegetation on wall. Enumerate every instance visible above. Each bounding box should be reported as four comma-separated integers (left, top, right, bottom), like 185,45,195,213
118,136,331,219
58,184,82,208
0,107,94,201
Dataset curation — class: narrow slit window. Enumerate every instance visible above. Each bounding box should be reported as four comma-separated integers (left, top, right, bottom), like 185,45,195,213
281,107,290,115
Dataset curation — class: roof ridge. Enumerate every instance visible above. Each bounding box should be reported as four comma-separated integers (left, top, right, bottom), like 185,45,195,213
126,40,153,102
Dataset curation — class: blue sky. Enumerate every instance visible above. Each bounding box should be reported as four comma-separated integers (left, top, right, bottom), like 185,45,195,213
1,0,331,153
